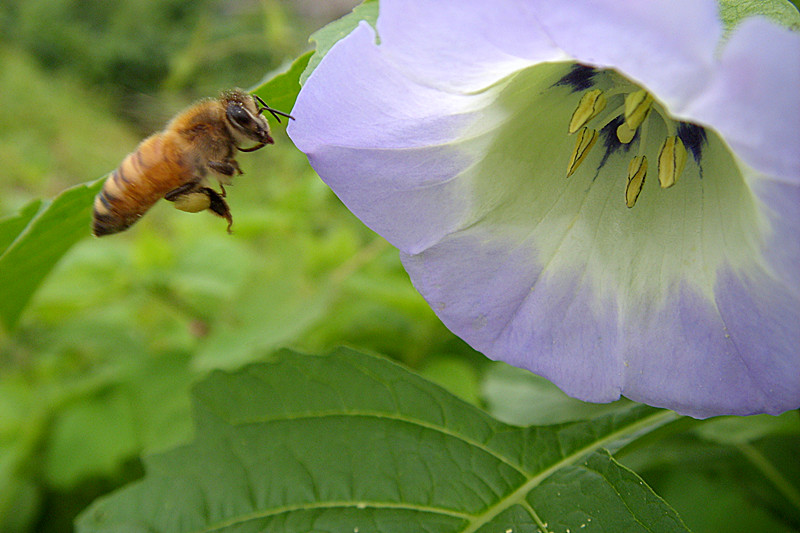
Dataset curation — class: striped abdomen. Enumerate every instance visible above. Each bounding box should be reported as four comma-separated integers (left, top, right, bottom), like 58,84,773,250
92,134,193,236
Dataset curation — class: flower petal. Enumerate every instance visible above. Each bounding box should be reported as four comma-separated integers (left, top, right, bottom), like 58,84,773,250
684,18,800,180
376,0,563,91
290,0,800,417
401,226,625,405
528,0,722,111
403,243,800,417
618,271,799,417
753,177,800,288
289,22,493,252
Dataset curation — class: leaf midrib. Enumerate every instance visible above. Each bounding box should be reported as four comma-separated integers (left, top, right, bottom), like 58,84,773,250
191,408,675,532
200,501,471,533
461,408,677,533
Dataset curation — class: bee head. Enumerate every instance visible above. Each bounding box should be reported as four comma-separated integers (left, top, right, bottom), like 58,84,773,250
221,89,294,153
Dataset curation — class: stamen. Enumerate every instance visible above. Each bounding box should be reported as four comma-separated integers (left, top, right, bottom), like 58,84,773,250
568,89,607,134
566,127,598,177
616,121,636,144
559,68,702,208
624,90,654,130
593,102,626,132
657,136,688,188
625,156,648,208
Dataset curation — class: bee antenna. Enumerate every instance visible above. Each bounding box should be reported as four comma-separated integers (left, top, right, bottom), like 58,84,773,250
253,94,295,123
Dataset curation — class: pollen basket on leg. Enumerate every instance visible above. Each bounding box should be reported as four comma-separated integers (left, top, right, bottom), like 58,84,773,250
172,192,212,213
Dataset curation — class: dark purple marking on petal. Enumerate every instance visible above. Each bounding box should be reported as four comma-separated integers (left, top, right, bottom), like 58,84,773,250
600,115,637,154
588,116,636,180
677,122,707,165
554,63,598,92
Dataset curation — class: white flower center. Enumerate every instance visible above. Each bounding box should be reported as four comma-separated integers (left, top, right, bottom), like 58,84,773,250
470,61,766,305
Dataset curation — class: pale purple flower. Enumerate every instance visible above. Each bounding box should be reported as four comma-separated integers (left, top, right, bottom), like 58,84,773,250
288,0,800,417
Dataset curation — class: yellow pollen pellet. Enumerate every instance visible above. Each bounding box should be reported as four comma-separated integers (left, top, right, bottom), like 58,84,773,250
566,127,598,177
173,192,211,213
625,156,648,208
658,136,688,188
624,90,654,130
568,89,607,134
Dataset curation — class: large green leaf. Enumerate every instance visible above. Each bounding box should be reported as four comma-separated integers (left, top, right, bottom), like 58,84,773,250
0,179,102,331
77,348,686,533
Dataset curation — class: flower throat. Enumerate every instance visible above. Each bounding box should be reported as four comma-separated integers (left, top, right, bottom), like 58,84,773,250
559,64,707,208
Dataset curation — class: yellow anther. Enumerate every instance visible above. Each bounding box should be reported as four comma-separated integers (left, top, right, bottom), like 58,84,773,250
566,127,598,177
624,90,654,130
568,89,607,134
625,156,648,208
658,136,688,188
616,121,636,144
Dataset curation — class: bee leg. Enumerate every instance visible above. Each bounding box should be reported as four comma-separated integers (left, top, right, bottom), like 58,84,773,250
165,182,212,213
165,182,200,202
207,159,242,177
165,182,233,233
169,192,211,214
208,160,240,197
201,187,233,234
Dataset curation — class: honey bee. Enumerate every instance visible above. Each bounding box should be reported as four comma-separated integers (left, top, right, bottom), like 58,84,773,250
92,88,293,236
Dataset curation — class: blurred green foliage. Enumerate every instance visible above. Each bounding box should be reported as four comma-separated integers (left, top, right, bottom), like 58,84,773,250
0,0,798,532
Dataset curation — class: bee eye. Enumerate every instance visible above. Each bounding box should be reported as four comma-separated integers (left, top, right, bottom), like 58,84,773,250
226,105,253,129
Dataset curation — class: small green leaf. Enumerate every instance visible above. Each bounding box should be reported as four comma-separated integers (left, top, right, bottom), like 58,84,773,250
300,0,379,85
629,432,800,532
0,179,102,331
252,51,312,118
77,348,687,533
717,0,800,33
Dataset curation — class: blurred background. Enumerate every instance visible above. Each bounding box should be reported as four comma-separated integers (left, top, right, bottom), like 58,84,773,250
0,1,798,532
0,1,487,530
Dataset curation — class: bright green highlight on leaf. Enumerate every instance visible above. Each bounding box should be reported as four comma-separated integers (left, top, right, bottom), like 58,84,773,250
77,348,686,533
